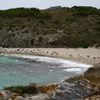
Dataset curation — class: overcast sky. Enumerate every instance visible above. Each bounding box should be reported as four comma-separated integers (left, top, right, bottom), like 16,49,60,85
0,0,100,10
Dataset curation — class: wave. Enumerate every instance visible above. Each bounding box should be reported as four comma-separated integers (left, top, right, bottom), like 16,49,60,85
14,54,93,69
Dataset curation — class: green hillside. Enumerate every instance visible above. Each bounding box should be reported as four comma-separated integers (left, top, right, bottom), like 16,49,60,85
0,6,100,48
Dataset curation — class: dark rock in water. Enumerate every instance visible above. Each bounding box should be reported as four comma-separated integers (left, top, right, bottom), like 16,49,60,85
84,64,100,76
83,64,100,87
51,79,99,100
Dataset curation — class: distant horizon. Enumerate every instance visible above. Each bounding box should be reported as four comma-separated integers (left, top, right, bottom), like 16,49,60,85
0,0,100,10
0,5,99,10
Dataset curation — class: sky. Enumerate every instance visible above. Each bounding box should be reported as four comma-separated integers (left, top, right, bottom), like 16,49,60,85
0,0,100,10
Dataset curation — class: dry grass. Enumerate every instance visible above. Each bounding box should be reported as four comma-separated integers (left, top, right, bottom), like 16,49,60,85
39,84,57,93
65,64,100,88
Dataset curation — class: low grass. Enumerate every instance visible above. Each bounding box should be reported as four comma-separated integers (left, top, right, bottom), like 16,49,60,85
4,84,57,95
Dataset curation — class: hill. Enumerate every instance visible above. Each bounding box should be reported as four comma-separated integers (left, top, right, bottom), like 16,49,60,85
0,6,100,48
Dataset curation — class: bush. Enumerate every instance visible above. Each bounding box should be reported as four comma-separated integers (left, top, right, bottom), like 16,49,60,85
0,8,41,17
72,6,100,16
4,85,39,95
0,6,100,48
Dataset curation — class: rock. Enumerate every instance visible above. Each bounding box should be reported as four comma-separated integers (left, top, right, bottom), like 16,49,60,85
25,93,49,100
0,92,4,100
84,95,100,100
9,93,18,100
13,96,24,100
51,79,99,100
0,87,49,100
0,90,11,100
0,91,24,100
84,64,100,76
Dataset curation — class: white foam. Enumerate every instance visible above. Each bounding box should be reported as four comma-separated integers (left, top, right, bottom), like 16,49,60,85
15,55,92,68
63,68,81,72
50,70,54,72
16,60,19,62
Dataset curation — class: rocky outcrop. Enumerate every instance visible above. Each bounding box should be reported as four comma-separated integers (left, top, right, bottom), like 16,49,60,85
51,79,100,100
25,93,49,100
0,91,49,100
0,79,100,100
0,90,12,100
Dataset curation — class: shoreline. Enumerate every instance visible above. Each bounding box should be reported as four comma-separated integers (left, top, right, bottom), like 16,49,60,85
0,48,100,99
0,52,93,86
0,48,100,65
0,48,95,88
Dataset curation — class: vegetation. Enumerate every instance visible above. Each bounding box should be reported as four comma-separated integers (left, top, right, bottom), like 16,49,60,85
65,64,100,87
0,8,41,17
0,6,100,48
4,84,39,95
4,83,57,95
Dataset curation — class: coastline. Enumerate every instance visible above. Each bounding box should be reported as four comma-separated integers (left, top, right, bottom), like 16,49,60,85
0,48,100,65
0,48,100,99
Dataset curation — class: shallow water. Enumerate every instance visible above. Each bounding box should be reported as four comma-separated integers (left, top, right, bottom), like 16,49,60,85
0,55,92,89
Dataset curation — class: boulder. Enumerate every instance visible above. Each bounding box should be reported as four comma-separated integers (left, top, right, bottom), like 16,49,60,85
0,90,11,100
12,96,24,100
51,79,99,100
25,93,49,100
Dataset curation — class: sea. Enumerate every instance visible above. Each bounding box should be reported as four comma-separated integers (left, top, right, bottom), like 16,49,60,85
0,55,92,89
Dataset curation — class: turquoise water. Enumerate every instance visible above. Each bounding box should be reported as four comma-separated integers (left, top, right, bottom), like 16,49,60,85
0,55,89,89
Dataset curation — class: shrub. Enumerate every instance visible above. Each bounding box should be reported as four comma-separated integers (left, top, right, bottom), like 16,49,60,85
72,6,100,16
0,8,41,17
4,85,39,95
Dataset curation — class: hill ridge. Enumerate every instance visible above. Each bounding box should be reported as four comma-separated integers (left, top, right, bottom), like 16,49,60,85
0,6,100,48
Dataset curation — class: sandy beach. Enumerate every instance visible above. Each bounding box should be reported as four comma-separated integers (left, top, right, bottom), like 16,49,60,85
0,48,100,65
